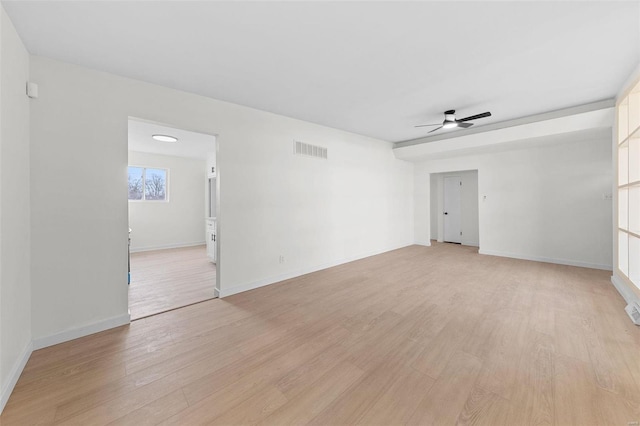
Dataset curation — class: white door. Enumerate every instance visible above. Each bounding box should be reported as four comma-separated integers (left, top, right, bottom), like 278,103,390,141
443,176,462,243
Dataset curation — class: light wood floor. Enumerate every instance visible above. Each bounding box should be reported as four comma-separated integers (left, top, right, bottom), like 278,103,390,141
3,243,640,425
129,245,216,320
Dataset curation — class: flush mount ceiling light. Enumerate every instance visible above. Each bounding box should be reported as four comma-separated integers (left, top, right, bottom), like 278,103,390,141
152,134,178,142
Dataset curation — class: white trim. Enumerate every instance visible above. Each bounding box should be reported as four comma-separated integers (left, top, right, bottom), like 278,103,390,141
0,341,33,414
33,313,130,350
129,241,205,253
462,241,479,247
219,243,412,298
414,240,431,247
478,249,612,271
611,273,640,306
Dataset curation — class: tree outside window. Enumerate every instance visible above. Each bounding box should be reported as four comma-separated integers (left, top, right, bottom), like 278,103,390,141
128,166,168,201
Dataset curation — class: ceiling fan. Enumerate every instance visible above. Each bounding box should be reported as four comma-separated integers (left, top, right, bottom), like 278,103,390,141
415,109,492,133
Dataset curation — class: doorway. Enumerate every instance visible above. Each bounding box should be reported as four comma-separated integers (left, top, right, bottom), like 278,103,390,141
127,118,218,320
430,170,479,247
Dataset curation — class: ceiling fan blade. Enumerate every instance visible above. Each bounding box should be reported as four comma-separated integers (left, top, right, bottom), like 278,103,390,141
427,126,443,134
414,123,441,128
458,112,492,122
457,122,473,128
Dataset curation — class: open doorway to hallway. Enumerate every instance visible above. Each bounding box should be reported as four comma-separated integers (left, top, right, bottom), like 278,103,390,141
127,118,217,319
430,170,479,246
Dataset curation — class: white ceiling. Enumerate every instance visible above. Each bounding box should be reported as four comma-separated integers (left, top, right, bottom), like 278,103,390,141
4,1,639,142
128,119,215,160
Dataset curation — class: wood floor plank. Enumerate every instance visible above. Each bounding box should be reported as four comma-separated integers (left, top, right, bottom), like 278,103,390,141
52,344,242,422
275,343,350,399
354,364,435,426
456,385,511,426
505,331,555,425
593,387,640,426
308,338,427,425
106,389,189,426
180,323,350,407
554,310,591,362
129,245,216,319
472,308,530,400
554,354,600,425
407,350,483,426
411,313,480,379
2,243,639,425
256,360,365,426
206,386,288,426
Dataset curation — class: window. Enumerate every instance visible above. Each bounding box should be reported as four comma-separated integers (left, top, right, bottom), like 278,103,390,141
128,166,168,201
617,79,640,289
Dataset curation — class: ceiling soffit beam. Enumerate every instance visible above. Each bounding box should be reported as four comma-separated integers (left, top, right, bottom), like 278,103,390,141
393,100,614,162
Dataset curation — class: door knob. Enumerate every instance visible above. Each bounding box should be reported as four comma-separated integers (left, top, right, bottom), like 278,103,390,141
444,212,448,215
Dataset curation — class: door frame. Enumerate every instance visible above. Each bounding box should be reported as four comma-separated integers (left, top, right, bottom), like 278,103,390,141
127,116,222,304
429,169,480,248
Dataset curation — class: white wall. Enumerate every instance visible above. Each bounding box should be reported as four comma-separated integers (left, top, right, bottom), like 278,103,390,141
0,5,31,412
430,170,479,246
29,56,414,343
415,135,613,270
128,151,206,252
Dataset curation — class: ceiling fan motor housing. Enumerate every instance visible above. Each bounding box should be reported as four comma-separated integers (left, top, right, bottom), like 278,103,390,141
444,110,456,123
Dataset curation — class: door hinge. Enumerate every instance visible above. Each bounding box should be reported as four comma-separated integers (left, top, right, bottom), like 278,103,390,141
460,232,462,235
459,181,462,186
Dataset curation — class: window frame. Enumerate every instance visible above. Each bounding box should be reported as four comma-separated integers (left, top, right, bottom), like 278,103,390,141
616,78,640,290
127,165,170,202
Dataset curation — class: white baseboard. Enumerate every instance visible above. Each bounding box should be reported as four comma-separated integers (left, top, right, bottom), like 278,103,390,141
611,273,640,306
219,243,412,298
478,249,612,271
414,240,432,247
0,340,33,414
130,241,205,253
33,313,131,350
462,241,479,247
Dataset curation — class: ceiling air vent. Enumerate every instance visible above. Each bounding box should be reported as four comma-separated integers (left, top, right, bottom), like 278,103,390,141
294,140,327,160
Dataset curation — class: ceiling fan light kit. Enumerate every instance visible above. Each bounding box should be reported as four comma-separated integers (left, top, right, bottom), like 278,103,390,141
415,109,492,134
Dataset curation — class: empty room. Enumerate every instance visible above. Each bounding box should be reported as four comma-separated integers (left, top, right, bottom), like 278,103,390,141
0,1,639,425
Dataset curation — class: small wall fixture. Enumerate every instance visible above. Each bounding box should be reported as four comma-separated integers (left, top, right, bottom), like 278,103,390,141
26,82,39,98
152,134,178,142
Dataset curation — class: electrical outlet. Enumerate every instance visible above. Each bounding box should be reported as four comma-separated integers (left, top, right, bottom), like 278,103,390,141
603,193,613,200
279,255,285,264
